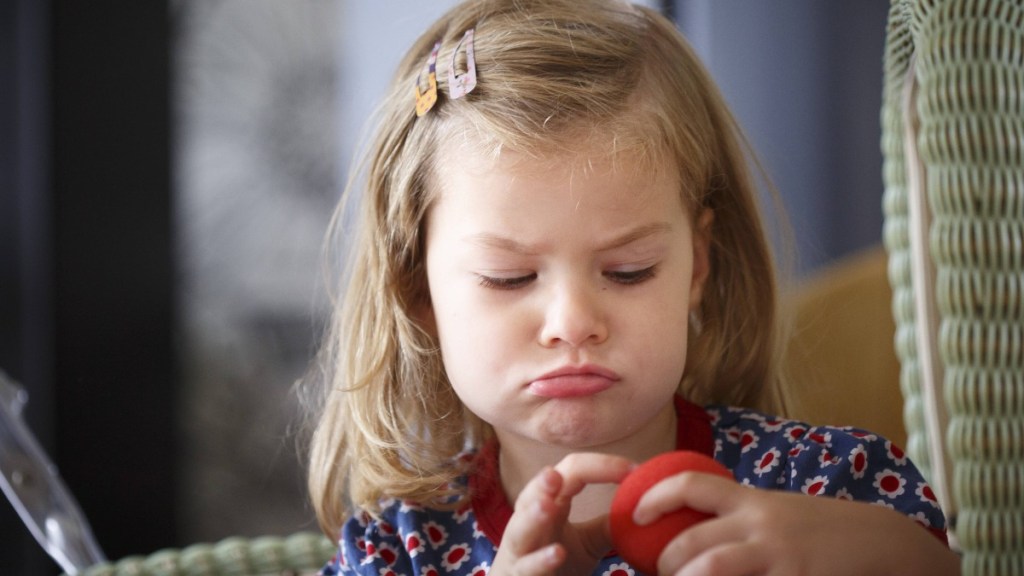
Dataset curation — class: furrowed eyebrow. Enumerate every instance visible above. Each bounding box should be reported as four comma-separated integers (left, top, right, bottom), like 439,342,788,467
464,222,673,255
597,222,673,251
464,234,541,255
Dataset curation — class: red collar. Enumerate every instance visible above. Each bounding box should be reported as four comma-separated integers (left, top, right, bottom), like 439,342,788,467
469,396,713,546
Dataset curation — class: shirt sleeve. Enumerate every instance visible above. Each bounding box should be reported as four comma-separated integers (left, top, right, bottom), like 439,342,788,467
783,423,948,538
333,507,415,575
711,406,948,541
327,499,496,576
318,548,343,576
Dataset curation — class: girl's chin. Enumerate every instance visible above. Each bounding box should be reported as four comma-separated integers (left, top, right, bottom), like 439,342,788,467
479,390,677,450
526,402,626,447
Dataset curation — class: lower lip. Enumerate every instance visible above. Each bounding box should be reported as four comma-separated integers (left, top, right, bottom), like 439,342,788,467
528,375,615,398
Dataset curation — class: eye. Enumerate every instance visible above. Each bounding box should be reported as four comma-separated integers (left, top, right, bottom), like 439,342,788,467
605,265,657,285
477,273,537,290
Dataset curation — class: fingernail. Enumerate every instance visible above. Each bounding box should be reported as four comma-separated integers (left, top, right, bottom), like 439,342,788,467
545,544,563,567
540,467,558,492
633,508,653,526
533,500,548,520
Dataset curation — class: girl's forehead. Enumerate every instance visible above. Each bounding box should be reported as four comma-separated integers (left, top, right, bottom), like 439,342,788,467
433,128,672,186
433,147,667,204
428,139,688,224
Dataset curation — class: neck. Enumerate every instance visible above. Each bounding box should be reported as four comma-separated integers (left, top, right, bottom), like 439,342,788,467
496,401,677,522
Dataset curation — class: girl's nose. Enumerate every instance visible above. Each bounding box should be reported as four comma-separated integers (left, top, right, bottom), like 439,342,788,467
538,281,609,348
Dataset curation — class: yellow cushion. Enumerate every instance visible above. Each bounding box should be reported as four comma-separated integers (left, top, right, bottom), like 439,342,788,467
782,246,906,448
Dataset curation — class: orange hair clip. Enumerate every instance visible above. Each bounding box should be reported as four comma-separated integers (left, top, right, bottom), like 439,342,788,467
415,41,442,117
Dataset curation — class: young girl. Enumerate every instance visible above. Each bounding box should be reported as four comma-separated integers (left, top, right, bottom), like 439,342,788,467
308,0,959,574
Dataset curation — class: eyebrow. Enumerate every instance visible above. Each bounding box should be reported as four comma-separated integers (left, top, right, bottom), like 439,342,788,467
465,222,674,255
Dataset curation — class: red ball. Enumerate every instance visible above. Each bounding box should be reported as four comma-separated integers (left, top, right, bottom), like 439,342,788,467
609,451,733,575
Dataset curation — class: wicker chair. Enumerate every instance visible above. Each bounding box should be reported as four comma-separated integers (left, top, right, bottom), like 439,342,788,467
881,0,1024,573
70,532,335,576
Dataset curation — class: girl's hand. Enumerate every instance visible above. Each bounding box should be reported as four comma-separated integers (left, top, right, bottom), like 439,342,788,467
489,453,634,576
636,472,960,576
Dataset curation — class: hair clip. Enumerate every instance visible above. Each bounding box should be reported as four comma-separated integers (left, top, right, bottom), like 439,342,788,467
415,41,442,117
447,29,477,100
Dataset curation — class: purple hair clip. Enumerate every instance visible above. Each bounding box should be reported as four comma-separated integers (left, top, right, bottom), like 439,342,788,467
448,29,477,100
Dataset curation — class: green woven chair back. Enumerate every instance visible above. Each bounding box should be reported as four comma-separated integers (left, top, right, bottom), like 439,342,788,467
881,1,1024,574
71,532,335,576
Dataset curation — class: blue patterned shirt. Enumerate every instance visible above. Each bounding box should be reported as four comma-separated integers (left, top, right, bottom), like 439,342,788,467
322,398,946,576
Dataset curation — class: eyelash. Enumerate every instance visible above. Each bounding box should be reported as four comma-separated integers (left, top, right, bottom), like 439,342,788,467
476,265,657,290
477,274,536,290
606,265,657,285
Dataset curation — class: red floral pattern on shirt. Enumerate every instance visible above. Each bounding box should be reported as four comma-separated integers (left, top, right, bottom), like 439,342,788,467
322,401,947,576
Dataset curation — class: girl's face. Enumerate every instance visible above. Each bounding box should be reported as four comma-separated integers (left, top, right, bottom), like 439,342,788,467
423,145,711,456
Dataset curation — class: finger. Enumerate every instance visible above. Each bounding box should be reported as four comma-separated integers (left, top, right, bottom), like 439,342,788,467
503,467,564,556
513,543,566,576
656,512,751,573
633,471,744,525
673,541,768,576
553,452,635,499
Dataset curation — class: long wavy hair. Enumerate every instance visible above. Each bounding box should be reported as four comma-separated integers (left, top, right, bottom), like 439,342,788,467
308,0,784,538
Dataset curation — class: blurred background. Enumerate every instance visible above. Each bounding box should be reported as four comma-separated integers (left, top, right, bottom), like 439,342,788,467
1,0,889,573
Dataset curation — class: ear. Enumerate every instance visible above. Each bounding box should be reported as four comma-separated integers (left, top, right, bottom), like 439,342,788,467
688,209,714,311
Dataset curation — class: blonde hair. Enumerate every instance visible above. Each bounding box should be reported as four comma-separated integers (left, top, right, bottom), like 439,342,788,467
308,0,783,537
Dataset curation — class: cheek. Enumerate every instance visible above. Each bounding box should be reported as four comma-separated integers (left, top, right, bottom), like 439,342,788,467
627,281,691,376
433,300,523,411
431,291,512,375
637,323,689,379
